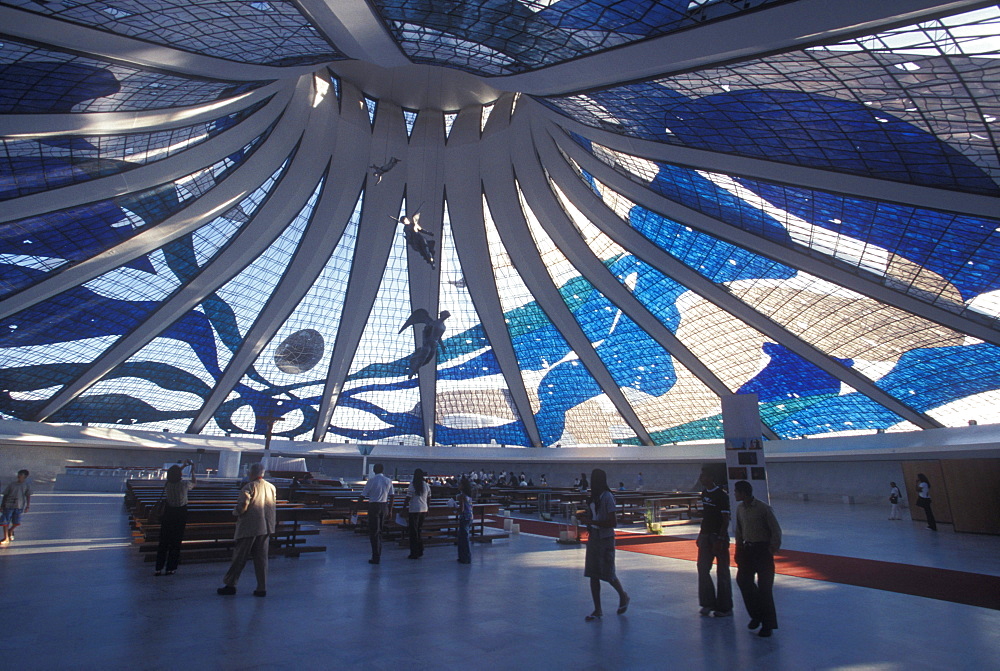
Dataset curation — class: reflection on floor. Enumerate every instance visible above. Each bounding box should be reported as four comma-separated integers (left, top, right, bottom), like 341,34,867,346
1,494,998,670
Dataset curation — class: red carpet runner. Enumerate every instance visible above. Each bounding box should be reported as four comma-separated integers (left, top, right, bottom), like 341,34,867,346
487,516,1000,611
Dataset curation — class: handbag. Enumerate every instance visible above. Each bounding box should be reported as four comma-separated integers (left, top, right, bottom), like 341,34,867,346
149,485,167,523
889,494,899,504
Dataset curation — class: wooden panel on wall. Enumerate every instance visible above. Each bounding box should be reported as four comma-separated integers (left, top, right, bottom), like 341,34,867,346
940,459,1000,535
900,461,953,525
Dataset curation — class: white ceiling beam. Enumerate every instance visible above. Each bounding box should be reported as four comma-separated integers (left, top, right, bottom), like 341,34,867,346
403,103,448,445
556,128,1000,348
0,6,322,80
0,86,293,224
494,0,991,96
188,78,373,436
29,92,339,423
546,117,1000,221
523,118,730,396
443,95,544,447
0,76,315,322
520,115,780,442
0,81,286,137
296,0,409,67
543,126,945,432
313,82,408,443
480,133,654,446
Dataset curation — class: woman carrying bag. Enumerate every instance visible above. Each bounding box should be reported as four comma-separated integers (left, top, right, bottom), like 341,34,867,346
888,482,902,520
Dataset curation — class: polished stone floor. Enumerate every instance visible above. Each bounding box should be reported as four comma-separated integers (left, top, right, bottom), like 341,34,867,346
1,494,998,670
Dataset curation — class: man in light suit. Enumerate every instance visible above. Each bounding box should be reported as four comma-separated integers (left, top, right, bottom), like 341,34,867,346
217,462,277,597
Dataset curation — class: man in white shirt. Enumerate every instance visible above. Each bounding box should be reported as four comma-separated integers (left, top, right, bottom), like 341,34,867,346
359,464,393,564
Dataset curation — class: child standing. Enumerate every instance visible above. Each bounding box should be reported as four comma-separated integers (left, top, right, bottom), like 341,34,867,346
1,469,32,544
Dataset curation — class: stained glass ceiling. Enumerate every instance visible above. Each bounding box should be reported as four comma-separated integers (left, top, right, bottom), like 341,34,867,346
1,0,998,447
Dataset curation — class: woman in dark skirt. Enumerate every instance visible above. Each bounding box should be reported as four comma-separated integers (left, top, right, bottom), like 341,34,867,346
582,468,630,621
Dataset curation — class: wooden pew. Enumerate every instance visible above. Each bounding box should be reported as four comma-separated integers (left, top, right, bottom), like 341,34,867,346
125,479,327,562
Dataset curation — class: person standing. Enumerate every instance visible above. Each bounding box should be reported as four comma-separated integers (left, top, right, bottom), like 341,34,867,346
888,481,902,521
581,468,629,621
635,472,644,491
0,469,31,544
359,463,393,564
406,468,431,559
154,461,197,576
456,476,474,564
915,473,937,531
696,468,733,617
734,480,781,638
217,462,276,597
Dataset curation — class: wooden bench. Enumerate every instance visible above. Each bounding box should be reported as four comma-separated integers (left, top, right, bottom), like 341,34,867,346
125,479,327,561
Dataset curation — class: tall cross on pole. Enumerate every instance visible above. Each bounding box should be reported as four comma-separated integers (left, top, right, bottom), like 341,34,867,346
258,411,285,452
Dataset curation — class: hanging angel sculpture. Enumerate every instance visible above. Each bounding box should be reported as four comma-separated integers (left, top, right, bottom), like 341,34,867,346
396,212,437,268
369,156,400,184
398,308,450,378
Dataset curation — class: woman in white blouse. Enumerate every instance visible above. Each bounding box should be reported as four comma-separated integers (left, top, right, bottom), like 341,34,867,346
406,469,432,558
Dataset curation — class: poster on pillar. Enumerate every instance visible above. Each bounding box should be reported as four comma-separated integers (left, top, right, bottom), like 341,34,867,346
721,393,769,504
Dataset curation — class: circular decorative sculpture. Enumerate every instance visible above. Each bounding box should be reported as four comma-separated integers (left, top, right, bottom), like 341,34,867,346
273,329,325,374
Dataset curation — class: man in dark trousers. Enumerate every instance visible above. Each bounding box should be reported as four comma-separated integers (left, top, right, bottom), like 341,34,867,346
358,463,393,564
696,467,733,617
733,480,782,638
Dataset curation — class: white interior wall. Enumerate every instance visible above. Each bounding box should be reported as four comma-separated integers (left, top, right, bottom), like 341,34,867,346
3,420,997,504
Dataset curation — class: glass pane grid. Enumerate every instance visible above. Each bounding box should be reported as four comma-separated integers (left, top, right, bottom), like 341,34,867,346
372,0,782,75
576,133,1000,326
1,122,275,299
542,6,1000,193
0,98,267,201
207,177,322,377
563,161,958,437
434,203,531,446
2,0,343,65
211,192,363,440
521,178,724,441
0,38,261,113
329,211,422,445
41,158,296,430
484,192,634,445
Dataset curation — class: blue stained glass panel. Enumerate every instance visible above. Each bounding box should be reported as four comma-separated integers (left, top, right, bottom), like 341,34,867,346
433,206,532,446
874,343,1000,416
575,134,1000,316
1,98,268,201
211,189,363,439
542,8,1000,193
0,39,264,113
0,122,275,298
738,342,909,438
0,157,294,424
328,210,422,445
484,195,633,445
49,157,295,431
